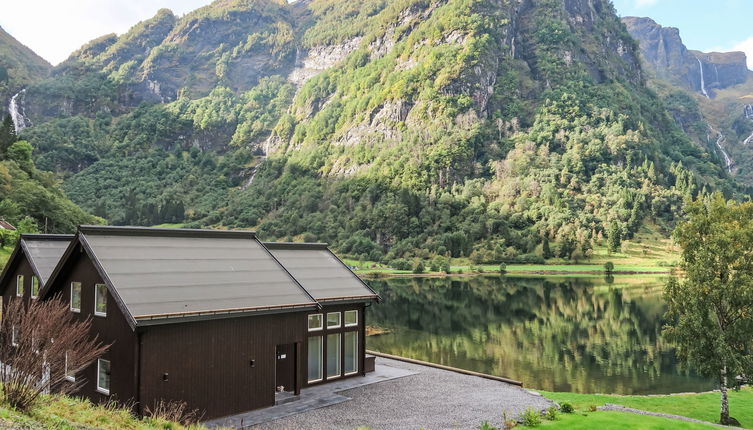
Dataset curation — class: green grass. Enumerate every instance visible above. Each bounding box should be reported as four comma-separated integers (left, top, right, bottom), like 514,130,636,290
538,410,717,429
0,246,12,268
540,388,753,428
150,223,187,229
0,392,231,430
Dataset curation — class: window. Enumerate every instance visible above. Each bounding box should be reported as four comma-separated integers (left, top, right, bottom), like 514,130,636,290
70,282,81,313
307,336,322,383
344,331,358,375
64,352,75,382
327,333,341,378
11,325,18,347
344,310,358,327
31,277,39,299
94,284,107,317
307,314,323,331
16,275,24,297
97,359,110,395
327,312,341,329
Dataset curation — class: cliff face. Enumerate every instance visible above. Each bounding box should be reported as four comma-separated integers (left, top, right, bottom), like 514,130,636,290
622,16,748,96
0,26,51,117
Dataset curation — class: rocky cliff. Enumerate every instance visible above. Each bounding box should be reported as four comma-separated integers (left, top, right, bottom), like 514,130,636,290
622,16,748,97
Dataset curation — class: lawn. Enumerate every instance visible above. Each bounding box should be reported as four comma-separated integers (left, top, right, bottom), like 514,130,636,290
541,388,753,428
538,410,717,429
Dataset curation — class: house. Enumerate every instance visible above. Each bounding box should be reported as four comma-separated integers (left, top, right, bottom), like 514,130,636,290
0,220,16,231
0,234,73,306
10,226,380,420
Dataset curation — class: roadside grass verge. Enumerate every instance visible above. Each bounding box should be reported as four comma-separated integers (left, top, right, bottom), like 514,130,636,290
538,410,718,429
541,388,753,428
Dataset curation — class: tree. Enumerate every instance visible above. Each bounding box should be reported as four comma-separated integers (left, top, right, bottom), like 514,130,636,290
0,298,108,410
7,141,34,174
0,115,15,157
663,194,753,425
542,237,553,259
604,261,614,274
607,222,621,254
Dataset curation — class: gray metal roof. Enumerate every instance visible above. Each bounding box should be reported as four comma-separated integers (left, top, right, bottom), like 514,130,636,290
264,242,379,302
20,235,73,285
77,226,318,322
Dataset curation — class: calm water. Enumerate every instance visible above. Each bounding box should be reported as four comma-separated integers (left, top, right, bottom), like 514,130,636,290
365,275,715,395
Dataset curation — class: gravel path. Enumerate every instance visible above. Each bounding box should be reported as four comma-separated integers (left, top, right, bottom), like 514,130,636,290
598,404,735,428
254,357,553,430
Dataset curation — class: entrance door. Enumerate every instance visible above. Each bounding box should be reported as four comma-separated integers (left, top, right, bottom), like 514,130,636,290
275,344,296,392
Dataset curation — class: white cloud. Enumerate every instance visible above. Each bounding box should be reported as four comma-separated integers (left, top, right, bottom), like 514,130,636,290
732,37,753,70
0,0,211,65
635,0,659,7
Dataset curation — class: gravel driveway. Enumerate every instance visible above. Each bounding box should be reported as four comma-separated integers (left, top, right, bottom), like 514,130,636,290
254,357,553,430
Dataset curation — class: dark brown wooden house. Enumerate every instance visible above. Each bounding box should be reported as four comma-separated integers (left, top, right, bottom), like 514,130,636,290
13,226,379,420
0,234,73,306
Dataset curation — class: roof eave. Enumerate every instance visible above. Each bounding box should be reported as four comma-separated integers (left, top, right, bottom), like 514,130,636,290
133,302,320,327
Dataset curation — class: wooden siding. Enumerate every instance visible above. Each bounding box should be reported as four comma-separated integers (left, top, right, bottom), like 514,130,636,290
45,245,138,406
138,311,308,420
1,255,35,309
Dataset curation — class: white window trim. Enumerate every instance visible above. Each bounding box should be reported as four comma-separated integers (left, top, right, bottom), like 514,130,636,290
16,275,23,297
31,276,39,299
326,333,341,379
96,359,110,395
94,284,107,317
308,313,323,332
327,312,341,329
344,310,358,327
307,336,323,383
70,282,81,313
344,331,359,376
64,352,76,382
11,325,18,347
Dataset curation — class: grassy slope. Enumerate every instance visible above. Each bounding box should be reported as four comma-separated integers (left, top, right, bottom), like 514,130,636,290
0,247,12,268
539,411,716,429
541,388,753,429
0,392,228,430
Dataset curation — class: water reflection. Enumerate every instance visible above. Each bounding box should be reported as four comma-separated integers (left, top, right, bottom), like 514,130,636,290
365,275,714,394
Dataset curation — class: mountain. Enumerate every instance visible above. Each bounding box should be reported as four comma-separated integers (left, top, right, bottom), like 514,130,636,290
0,26,51,121
623,16,753,184
6,0,748,263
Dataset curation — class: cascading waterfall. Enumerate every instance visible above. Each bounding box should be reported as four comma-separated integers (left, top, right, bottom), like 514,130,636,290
8,89,30,133
744,104,753,146
709,125,732,173
697,57,709,99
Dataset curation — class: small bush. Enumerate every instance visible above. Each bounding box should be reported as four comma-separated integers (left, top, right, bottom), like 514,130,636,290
478,421,498,430
604,261,614,273
559,402,574,413
499,263,507,274
144,399,203,425
521,408,541,427
588,404,598,412
544,406,558,421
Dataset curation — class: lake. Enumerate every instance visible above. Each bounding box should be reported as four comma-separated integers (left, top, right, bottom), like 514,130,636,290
364,275,715,395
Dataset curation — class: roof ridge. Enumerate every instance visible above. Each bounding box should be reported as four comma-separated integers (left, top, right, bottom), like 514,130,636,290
262,241,329,250
79,225,256,239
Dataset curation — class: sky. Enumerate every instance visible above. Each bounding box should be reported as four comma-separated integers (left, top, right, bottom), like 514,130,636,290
0,0,751,69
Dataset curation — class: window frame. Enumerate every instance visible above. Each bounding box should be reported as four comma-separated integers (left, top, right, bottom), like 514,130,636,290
97,358,110,395
11,325,18,347
344,310,358,327
344,330,359,375
307,336,323,383
31,276,39,299
94,284,107,317
16,275,24,297
70,282,81,313
327,312,341,329
326,333,341,379
307,313,323,332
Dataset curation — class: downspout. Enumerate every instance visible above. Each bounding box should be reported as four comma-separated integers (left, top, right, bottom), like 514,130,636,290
135,330,143,416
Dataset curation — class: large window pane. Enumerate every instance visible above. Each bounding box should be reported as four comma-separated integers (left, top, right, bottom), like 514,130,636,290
31,277,39,298
345,331,358,374
16,275,24,297
327,312,341,328
307,336,322,382
327,333,341,378
95,284,107,316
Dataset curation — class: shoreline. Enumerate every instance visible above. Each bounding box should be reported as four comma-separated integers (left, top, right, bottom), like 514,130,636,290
357,268,671,278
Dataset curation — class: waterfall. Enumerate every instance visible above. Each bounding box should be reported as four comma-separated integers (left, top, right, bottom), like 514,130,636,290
697,58,709,99
8,89,30,133
709,125,732,173
744,105,753,145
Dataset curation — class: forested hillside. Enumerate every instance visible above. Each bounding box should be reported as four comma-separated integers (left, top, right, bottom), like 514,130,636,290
8,0,749,262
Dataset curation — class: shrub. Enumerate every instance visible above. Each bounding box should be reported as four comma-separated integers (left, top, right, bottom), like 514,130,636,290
144,399,203,425
390,258,411,271
499,263,507,274
604,261,614,274
412,260,425,274
544,406,558,421
521,408,541,427
478,421,498,430
559,402,574,413
0,298,108,410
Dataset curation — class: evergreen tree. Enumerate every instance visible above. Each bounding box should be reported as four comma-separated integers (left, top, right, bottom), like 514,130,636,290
607,222,622,253
0,115,16,157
